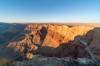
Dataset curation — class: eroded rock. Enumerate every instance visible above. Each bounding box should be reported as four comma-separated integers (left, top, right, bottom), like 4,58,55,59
8,24,95,60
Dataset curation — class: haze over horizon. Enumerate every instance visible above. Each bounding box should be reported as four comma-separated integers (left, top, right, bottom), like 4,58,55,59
0,0,100,23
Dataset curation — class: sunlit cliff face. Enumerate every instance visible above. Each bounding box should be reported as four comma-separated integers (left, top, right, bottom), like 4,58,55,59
8,24,95,59
26,24,94,48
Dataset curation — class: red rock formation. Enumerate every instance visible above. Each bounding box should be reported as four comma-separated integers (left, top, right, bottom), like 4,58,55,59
8,24,95,59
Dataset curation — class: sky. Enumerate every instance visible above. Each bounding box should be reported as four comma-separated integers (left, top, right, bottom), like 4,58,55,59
0,0,100,23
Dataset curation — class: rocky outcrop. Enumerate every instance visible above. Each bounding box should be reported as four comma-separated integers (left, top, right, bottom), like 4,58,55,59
84,27,100,59
8,24,96,60
26,24,94,47
11,55,99,66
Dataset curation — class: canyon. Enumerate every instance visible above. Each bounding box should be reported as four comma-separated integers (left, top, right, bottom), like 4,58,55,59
0,23,100,66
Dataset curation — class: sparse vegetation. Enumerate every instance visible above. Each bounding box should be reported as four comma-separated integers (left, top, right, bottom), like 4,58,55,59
0,58,13,66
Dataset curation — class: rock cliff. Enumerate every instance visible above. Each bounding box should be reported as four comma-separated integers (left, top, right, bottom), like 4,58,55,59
8,24,96,60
